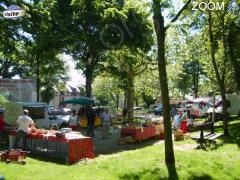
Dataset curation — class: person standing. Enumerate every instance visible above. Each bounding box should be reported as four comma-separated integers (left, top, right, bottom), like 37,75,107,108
68,110,78,131
0,112,5,143
86,107,96,138
171,105,178,121
13,109,35,151
122,108,128,124
102,109,112,139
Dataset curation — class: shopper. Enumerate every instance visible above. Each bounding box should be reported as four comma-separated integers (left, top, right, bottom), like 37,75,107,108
0,112,5,143
122,107,128,124
13,109,35,151
102,109,112,139
86,107,96,138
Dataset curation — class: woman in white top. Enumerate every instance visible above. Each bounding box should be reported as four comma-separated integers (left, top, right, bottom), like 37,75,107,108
68,110,78,131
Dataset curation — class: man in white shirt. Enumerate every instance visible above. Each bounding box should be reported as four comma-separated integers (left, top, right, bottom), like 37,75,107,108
101,109,112,139
13,109,35,150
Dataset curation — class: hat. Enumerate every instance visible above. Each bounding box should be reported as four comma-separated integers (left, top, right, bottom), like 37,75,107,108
23,109,29,114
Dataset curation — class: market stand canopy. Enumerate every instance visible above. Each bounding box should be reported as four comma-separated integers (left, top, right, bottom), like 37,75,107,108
63,97,95,105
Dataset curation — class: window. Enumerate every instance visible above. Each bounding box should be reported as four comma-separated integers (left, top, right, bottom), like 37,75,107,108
24,107,45,119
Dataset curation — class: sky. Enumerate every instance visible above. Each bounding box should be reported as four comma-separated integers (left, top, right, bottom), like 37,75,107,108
62,54,85,88
12,54,86,89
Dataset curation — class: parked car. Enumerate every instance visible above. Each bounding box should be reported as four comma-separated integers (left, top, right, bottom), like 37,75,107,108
153,104,175,115
48,108,71,128
153,104,163,115
148,104,159,113
133,106,144,111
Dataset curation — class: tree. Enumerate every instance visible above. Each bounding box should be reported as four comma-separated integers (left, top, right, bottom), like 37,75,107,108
176,70,192,98
182,60,204,98
67,0,153,97
104,47,153,121
206,0,239,136
93,74,123,108
152,0,191,173
19,0,70,101
0,1,28,79
228,22,240,92
39,55,69,104
40,86,56,105
135,68,159,108
0,58,28,78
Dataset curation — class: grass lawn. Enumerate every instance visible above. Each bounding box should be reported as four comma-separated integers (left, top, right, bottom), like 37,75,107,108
1,118,240,180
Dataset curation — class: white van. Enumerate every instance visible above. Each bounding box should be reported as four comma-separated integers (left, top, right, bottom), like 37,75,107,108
4,102,70,129
225,94,240,116
207,94,240,117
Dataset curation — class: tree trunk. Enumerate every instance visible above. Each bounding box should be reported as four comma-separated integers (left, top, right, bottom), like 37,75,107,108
135,96,139,107
109,92,119,110
208,10,229,136
220,85,229,136
126,73,134,122
124,90,127,108
142,92,156,108
221,16,229,136
193,88,198,98
1,59,11,78
36,58,40,102
85,65,93,98
153,1,175,165
193,66,199,98
116,94,119,110
228,23,240,92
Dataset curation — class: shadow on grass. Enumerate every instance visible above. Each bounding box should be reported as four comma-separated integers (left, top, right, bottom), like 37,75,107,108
167,164,178,180
0,142,67,165
190,117,240,150
91,126,165,156
118,165,214,180
118,164,179,180
28,153,67,165
94,138,163,157
119,167,167,180
190,174,213,180
214,119,240,148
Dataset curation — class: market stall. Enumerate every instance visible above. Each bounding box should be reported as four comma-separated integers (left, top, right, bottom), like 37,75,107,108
9,129,94,164
121,125,156,142
63,97,101,127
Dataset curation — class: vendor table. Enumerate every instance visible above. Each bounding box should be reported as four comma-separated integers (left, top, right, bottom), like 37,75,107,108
121,126,156,141
9,130,94,164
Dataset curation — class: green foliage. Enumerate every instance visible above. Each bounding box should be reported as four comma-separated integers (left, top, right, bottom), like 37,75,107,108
0,93,8,107
93,74,123,106
65,0,153,96
40,86,55,104
135,68,159,108
0,58,28,78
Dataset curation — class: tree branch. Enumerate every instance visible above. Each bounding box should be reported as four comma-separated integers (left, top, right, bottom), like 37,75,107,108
165,0,192,29
135,65,147,76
